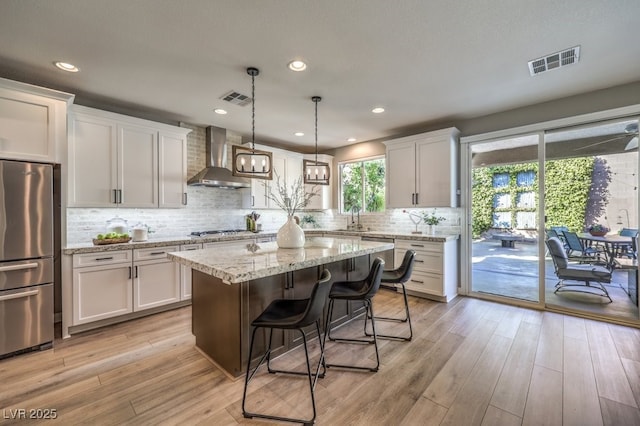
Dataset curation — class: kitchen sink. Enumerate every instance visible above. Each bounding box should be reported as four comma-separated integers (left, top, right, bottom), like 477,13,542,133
334,228,369,233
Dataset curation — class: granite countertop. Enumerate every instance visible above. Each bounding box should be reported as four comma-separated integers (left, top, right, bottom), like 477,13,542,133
63,229,458,255
167,236,394,284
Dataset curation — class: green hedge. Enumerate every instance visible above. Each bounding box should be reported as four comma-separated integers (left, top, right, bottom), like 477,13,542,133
471,157,595,238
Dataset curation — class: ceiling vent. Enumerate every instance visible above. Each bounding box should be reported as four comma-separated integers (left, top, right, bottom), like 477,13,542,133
219,90,252,107
528,46,580,76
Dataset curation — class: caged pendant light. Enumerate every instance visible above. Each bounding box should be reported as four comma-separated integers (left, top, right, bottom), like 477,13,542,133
232,67,273,180
303,96,330,185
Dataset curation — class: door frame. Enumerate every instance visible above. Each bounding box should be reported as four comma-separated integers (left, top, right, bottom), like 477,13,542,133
460,104,640,326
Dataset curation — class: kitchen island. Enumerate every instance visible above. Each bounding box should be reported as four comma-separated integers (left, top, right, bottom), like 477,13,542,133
168,236,393,378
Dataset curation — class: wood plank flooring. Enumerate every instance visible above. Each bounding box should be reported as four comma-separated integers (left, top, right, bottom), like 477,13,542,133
1,291,640,425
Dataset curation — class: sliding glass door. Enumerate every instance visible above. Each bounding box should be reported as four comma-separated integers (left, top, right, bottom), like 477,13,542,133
468,133,542,304
464,116,639,324
544,118,639,322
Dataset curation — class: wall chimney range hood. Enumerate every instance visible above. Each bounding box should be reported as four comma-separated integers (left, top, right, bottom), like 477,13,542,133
187,126,250,188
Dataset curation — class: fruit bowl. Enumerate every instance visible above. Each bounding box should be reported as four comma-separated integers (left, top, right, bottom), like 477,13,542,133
588,231,607,237
92,237,132,245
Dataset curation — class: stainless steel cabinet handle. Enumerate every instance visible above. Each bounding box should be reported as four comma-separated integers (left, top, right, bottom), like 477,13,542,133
150,251,165,256
95,256,114,261
410,244,424,248
186,248,198,251
113,189,118,204
410,279,424,284
0,289,39,301
117,189,123,204
0,262,38,272
183,192,188,205
134,266,138,278
128,266,132,279
415,193,418,205
251,195,255,207
415,259,424,263
411,193,415,204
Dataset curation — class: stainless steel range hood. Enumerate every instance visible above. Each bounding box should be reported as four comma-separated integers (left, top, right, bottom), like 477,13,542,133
187,126,250,188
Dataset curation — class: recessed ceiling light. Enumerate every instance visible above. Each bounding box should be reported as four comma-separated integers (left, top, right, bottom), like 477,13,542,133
372,107,385,114
294,132,304,137
288,60,307,72
214,108,227,115
347,137,357,142
54,61,79,72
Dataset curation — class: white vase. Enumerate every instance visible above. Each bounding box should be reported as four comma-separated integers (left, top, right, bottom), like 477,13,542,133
427,224,436,235
277,216,306,248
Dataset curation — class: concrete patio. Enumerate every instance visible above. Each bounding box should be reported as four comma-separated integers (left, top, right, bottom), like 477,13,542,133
472,238,639,320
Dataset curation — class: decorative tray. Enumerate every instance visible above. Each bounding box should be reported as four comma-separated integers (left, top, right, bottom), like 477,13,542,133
92,237,132,245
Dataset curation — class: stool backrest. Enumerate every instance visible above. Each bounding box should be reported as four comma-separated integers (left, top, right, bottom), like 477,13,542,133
363,257,385,299
299,269,332,327
396,250,416,283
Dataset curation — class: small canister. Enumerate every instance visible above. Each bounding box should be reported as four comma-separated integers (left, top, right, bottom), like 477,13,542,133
131,222,149,242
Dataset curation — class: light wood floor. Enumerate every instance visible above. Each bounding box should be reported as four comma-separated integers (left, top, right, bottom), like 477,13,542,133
2,291,640,425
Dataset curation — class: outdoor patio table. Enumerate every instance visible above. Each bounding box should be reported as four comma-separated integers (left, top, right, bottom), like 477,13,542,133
578,233,633,268
492,233,524,248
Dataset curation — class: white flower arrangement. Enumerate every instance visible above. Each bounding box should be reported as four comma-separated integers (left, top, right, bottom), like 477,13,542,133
263,172,318,217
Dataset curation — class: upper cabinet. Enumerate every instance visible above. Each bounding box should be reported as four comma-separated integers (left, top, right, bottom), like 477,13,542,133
384,127,459,208
68,105,190,208
303,153,333,210
0,78,74,163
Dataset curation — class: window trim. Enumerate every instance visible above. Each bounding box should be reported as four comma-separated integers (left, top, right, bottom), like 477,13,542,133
338,154,386,215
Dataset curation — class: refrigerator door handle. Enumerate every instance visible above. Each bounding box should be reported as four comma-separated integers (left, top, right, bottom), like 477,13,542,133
0,288,39,302
0,262,39,272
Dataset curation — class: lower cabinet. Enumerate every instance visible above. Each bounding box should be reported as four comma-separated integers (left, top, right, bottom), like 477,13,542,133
394,239,458,302
72,245,183,326
133,246,181,311
72,250,133,324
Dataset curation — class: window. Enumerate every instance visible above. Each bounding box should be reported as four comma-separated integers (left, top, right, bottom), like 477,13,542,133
339,157,385,213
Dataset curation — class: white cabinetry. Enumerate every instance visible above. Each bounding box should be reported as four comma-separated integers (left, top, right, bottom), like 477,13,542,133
179,243,202,300
68,105,190,208
72,250,133,324
394,239,457,302
133,246,181,311
242,146,303,209
0,78,73,163
384,127,459,208
303,154,333,210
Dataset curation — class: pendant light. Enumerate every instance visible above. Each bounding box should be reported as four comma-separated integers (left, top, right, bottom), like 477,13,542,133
303,96,330,185
232,67,273,179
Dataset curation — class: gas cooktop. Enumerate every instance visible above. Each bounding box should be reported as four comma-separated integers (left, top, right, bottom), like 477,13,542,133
189,229,246,237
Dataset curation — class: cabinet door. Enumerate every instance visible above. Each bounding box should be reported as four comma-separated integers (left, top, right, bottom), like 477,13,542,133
415,137,456,207
386,142,416,208
68,113,119,207
118,124,158,208
0,87,61,162
158,131,187,208
242,178,269,209
73,264,133,324
133,259,181,311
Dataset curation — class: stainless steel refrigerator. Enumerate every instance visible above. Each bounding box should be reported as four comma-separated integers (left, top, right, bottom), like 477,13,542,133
0,160,54,358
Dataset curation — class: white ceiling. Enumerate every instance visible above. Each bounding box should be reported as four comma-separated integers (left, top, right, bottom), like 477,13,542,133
1,0,639,152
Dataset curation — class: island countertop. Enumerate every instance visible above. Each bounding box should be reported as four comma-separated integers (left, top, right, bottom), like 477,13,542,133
167,236,394,284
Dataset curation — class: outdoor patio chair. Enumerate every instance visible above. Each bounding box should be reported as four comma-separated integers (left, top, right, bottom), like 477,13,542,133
546,237,612,303
562,230,605,262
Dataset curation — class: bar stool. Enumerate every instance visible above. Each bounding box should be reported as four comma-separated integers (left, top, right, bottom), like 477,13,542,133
325,257,385,372
366,249,416,341
242,269,332,426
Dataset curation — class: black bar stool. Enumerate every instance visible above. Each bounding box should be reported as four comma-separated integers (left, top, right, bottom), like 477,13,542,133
325,257,385,372
242,269,332,426
366,249,416,341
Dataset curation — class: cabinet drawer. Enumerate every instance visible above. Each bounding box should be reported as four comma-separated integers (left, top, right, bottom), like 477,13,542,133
405,271,443,296
395,240,441,254
73,250,132,267
134,245,179,260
